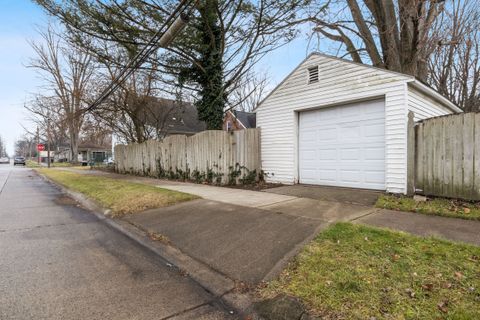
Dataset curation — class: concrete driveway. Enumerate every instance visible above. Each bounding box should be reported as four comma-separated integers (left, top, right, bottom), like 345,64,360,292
122,184,379,285
124,199,324,284
263,184,382,206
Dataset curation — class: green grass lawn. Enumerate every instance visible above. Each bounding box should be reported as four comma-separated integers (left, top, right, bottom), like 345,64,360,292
261,223,480,319
376,194,480,221
26,160,42,168
37,168,198,216
27,160,79,168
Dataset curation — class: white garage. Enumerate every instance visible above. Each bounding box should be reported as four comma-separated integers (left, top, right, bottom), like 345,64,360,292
255,53,462,194
299,99,385,190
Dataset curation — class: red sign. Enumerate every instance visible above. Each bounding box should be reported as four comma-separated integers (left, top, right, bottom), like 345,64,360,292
37,144,45,151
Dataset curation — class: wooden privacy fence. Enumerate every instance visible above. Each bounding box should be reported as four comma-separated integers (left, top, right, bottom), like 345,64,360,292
410,112,480,200
114,129,261,184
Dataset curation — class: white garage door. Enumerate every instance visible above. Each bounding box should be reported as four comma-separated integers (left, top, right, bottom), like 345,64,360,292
298,99,386,190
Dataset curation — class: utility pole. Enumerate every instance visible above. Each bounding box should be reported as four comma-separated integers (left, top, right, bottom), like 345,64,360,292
47,118,51,168
37,126,40,165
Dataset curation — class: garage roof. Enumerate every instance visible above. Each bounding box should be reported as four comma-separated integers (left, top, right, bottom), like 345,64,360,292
255,52,462,114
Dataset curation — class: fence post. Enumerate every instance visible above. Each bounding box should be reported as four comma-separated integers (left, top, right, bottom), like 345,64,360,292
406,111,415,196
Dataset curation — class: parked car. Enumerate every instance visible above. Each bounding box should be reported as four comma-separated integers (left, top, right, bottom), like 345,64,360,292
0,157,9,164
13,156,26,166
103,157,114,165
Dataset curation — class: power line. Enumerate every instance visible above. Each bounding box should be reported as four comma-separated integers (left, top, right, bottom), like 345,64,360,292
86,0,194,113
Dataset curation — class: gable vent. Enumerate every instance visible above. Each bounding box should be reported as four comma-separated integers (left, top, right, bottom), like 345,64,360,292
308,66,319,84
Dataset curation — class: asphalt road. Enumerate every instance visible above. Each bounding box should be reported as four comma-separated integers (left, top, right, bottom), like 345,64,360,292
0,164,232,320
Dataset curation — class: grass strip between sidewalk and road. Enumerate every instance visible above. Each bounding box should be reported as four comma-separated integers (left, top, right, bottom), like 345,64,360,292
260,222,480,320
37,168,198,216
27,160,87,169
376,194,480,221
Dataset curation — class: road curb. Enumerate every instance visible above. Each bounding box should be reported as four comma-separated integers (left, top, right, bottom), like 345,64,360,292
34,170,257,317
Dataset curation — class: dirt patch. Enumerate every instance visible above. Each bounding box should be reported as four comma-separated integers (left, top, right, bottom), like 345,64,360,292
223,182,284,191
54,195,79,206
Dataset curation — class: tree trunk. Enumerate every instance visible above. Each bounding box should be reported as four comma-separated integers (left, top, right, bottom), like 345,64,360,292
69,128,79,163
195,0,225,130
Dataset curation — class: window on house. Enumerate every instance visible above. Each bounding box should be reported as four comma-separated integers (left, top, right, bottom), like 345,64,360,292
226,121,232,131
308,66,319,84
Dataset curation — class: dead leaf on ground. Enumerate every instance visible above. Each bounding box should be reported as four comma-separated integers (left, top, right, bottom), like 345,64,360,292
463,207,471,214
405,288,415,298
469,255,479,262
443,282,453,289
454,271,464,280
421,283,434,291
437,301,449,313
392,254,401,262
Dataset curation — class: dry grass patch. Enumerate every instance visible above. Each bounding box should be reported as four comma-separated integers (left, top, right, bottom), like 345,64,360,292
376,194,480,221
37,168,198,216
261,223,480,320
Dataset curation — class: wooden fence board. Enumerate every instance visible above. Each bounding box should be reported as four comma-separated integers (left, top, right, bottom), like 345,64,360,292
115,129,261,184
443,116,453,197
463,113,475,198
414,113,480,201
415,124,424,191
474,114,480,200
424,120,433,194
452,115,464,197
432,118,442,195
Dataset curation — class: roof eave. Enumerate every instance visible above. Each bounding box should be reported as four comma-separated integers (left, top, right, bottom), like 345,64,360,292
408,80,463,113
228,110,247,129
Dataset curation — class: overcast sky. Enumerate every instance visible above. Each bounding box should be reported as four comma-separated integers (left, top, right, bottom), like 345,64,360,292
0,0,312,155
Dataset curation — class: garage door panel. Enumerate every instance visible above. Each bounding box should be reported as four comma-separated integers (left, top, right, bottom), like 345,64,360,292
318,128,337,140
364,171,385,184
340,126,361,141
339,148,360,160
317,107,337,120
364,124,385,138
339,170,361,182
299,99,385,190
318,169,337,182
364,147,385,160
318,148,337,160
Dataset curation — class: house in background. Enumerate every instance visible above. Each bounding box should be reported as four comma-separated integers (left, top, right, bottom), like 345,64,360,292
223,110,256,131
138,97,206,137
256,52,461,194
56,143,112,163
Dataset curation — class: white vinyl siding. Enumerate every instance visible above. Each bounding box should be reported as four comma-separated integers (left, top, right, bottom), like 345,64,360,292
407,86,452,121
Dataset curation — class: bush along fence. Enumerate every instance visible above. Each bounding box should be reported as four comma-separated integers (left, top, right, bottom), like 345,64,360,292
114,129,262,185
407,112,480,200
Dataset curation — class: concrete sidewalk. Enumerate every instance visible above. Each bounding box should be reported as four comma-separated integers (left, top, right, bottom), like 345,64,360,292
59,167,376,219
59,167,297,209
357,209,480,246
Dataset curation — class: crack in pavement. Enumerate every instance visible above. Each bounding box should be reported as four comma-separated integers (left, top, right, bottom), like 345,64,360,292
0,170,11,197
0,220,99,234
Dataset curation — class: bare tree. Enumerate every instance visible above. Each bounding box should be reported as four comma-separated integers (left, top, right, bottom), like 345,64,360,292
24,95,69,150
80,116,112,147
91,51,163,143
307,0,447,80
428,0,480,112
15,135,37,159
34,0,317,128
28,26,96,162
0,135,8,157
228,71,269,112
